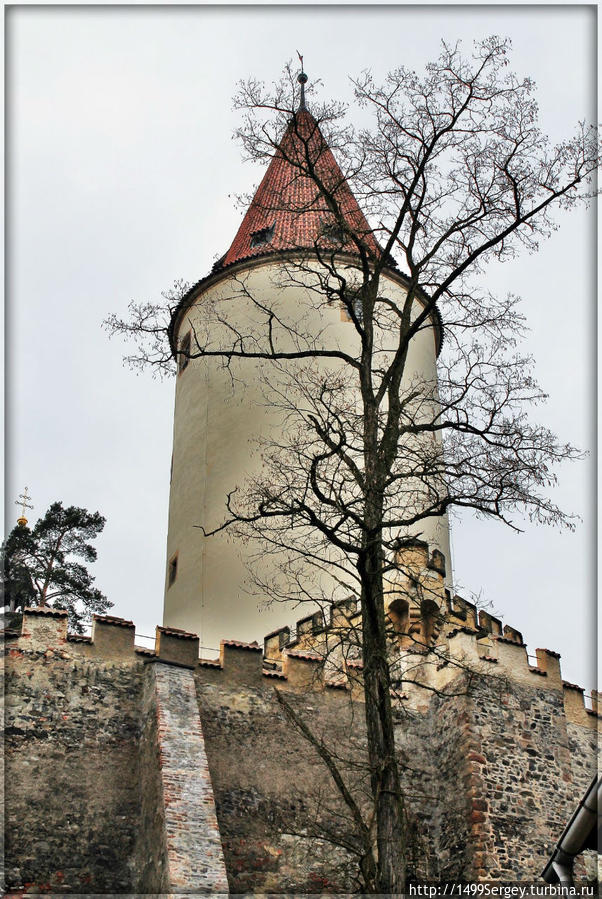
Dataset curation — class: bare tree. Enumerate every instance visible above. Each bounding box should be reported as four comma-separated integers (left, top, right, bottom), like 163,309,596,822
265,577,498,892
107,38,599,892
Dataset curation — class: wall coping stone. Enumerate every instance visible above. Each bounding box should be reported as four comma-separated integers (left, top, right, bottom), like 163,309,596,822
264,625,290,640
23,606,67,618
222,639,262,651
494,635,527,647
157,625,198,640
94,614,135,628
286,650,322,662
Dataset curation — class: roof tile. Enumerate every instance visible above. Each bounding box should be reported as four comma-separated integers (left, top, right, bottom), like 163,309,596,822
222,110,380,269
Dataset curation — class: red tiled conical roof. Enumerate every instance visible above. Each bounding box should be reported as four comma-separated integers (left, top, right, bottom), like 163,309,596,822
221,109,380,269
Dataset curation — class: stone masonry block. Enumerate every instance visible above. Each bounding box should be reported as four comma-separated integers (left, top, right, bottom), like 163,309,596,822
395,540,429,583
478,610,502,636
91,615,136,660
156,626,199,668
446,629,481,666
220,640,263,685
296,610,325,638
447,595,478,629
502,624,524,644
563,682,594,728
494,636,530,680
428,548,446,577
264,626,290,661
535,648,562,688
284,651,324,691
21,607,68,649
330,598,357,628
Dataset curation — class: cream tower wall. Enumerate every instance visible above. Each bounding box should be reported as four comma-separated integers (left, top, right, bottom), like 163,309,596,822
163,260,453,652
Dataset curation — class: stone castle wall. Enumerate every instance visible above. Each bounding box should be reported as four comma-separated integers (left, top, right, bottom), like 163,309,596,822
2,603,598,894
3,611,145,893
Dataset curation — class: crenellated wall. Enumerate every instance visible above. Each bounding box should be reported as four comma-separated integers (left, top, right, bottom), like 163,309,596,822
3,609,228,895
2,593,598,893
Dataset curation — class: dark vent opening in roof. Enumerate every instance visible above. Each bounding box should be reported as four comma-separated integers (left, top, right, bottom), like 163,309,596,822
250,224,275,248
321,221,346,244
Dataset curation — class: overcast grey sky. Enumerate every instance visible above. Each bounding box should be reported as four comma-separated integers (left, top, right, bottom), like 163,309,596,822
5,5,596,689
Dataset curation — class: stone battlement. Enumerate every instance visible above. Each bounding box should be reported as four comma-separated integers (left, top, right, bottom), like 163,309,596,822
4,602,598,728
3,599,599,893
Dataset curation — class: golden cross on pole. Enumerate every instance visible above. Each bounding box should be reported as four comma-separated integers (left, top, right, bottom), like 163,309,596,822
15,487,34,526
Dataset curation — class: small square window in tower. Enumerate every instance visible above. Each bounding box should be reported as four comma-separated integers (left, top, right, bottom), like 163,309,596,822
341,295,363,324
250,223,275,248
167,553,178,587
178,331,191,373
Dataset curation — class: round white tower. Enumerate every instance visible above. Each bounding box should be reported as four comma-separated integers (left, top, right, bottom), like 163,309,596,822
163,102,453,653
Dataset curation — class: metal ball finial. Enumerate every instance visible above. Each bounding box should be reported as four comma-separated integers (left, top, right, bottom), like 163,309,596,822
297,70,308,110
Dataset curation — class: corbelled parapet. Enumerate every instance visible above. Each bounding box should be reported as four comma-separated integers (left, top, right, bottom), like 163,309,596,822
254,531,598,727
392,538,447,602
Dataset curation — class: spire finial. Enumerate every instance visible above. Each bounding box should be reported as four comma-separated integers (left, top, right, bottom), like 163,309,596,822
296,51,308,111
15,486,33,527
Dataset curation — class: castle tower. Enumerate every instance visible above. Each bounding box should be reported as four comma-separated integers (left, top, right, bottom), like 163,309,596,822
163,88,453,651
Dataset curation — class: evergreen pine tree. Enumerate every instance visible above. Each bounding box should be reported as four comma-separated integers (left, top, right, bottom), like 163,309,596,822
2,501,112,633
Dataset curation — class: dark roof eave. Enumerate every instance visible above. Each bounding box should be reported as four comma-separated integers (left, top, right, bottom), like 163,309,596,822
169,249,444,358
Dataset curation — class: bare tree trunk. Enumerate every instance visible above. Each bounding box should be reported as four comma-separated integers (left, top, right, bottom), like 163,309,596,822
361,507,406,893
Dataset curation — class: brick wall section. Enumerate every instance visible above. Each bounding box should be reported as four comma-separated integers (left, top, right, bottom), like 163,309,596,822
152,662,229,892
4,642,143,893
